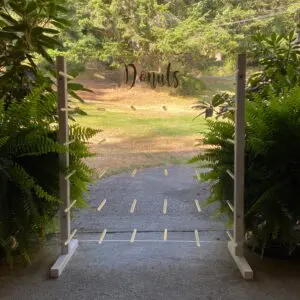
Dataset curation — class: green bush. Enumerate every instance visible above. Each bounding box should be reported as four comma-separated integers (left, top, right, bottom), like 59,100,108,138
247,31,300,98
191,31,300,257
192,88,300,256
0,0,98,265
0,88,98,265
172,74,206,97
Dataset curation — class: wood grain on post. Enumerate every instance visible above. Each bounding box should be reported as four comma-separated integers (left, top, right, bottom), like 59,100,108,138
57,56,71,255
234,53,246,257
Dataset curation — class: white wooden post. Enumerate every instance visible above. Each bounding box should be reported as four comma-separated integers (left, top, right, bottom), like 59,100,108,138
50,56,78,278
296,9,300,44
227,54,253,280
234,53,246,257
57,56,71,255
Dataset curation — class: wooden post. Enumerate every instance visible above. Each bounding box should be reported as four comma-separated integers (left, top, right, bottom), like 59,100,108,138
234,53,246,256
57,56,71,255
228,53,253,280
296,9,300,44
50,57,78,278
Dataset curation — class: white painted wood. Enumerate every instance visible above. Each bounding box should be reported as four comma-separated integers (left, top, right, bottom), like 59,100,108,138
98,168,107,179
163,199,168,214
226,138,235,144
234,53,246,257
50,239,78,278
194,168,201,180
57,56,71,255
58,71,74,80
131,169,137,177
194,230,200,247
97,199,107,212
226,169,235,180
130,229,137,243
64,200,77,213
99,229,107,244
50,56,79,278
130,199,137,213
296,9,300,44
228,241,253,280
65,229,77,246
65,170,76,180
226,200,234,212
226,230,234,241
163,229,168,241
194,200,201,212
63,139,75,146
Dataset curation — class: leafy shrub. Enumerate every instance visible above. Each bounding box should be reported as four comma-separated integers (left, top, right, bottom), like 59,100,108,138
192,88,300,256
0,0,89,105
0,88,98,265
172,74,206,97
0,0,98,265
191,31,300,257
248,31,300,98
245,88,300,255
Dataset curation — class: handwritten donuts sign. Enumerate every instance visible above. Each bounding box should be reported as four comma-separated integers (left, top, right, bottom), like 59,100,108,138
124,63,179,89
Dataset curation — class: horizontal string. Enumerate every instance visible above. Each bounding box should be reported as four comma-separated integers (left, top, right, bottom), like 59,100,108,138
78,239,227,243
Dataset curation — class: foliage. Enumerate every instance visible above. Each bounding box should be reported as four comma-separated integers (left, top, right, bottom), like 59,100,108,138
172,73,206,97
191,30,300,256
244,89,300,254
0,88,98,265
193,88,300,255
194,30,300,119
0,0,89,104
0,0,98,265
47,1,300,99
0,0,68,103
193,91,235,119
57,0,299,72
248,31,300,98
189,118,235,219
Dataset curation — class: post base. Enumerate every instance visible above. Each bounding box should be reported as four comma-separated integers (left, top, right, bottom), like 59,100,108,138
228,240,254,280
50,239,78,278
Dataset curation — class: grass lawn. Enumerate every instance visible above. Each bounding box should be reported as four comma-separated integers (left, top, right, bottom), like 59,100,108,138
71,74,234,174
72,102,206,138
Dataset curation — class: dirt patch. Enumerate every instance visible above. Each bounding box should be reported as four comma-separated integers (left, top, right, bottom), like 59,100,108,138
75,74,204,174
85,134,202,175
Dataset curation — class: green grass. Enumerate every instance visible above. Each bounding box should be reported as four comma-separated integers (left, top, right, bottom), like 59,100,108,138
73,103,207,137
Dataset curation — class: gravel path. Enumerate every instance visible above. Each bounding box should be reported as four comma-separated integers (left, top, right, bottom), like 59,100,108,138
73,165,226,233
1,166,300,300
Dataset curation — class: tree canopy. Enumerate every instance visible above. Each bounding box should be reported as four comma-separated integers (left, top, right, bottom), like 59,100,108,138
53,0,300,72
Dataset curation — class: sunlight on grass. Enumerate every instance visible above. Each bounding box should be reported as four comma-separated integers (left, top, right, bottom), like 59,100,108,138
73,103,207,138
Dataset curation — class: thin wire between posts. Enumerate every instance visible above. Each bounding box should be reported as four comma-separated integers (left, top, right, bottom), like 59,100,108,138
78,239,227,244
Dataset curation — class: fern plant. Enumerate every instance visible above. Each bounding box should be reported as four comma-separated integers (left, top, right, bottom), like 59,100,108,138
244,88,300,255
192,87,300,257
0,88,98,265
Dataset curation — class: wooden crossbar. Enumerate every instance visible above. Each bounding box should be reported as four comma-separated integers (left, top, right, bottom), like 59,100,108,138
64,139,75,146
226,200,234,212
58,71,74,80
64,229,77,246
64,200,77,213
65,170,76,180
226,169,235,180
